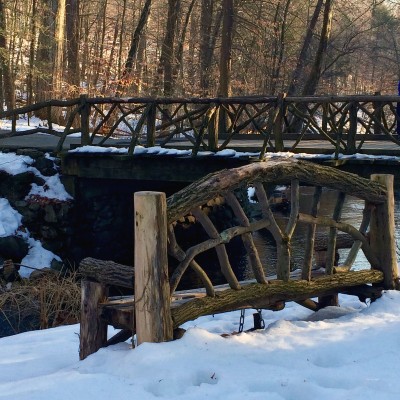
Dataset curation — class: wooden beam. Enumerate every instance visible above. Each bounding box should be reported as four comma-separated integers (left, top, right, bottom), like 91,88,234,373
171,270,384,327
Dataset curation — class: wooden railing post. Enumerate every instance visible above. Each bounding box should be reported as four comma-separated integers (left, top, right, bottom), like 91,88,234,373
373,91,382,135
208,104,219,152
80,94,91,145
134,191,173,345
369,174,399,289
274,93,286,152
79,280,108,360
146,103,157,147
347,101,357,154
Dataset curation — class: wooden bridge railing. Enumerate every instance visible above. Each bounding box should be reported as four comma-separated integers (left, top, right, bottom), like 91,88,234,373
1,95,400,156
79,159,398,360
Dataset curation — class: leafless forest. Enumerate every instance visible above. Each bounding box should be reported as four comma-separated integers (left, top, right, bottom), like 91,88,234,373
0,0,399,112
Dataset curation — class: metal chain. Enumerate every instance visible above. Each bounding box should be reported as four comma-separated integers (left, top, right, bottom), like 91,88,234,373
238,309,245,333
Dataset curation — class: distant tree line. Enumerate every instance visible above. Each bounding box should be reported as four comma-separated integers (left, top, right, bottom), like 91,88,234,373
0,0,399,114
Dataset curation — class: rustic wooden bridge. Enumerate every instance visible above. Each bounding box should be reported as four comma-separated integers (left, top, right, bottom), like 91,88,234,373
2,94,400,157
78,159,399,360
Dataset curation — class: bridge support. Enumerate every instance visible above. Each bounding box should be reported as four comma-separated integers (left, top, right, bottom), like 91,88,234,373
369,174,399,289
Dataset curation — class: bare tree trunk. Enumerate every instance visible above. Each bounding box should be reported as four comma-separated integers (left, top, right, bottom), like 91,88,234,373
116,0,152,96
269,0,292,94
66,0,80,97
158,0,181,97
217,0,234,97
174,0,196,95
27,0,38,106
302,0,333,95
287,0,324,95
199,0,213,95
35,0,58,111
0,0,15,110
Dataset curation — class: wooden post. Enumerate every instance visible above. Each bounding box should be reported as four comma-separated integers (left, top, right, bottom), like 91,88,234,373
79,280,108,360
370,174,399,289
134,191,173,345
274,93,286,152
80,94,91,145
208,104,219,152
146,103,157,147
373,91,382,135
11,113,16,134
347,101,357,154
47,105,53,134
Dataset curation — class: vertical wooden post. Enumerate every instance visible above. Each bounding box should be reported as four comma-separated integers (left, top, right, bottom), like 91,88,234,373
146,103,157,147
274,93,286,152
11,113,16,134
134,191,173,345
79,280,108,360
208,104,219,152
80,94,91,145
347,101,357,154
370,174,399,289
373,91,382,135
322,103,328,134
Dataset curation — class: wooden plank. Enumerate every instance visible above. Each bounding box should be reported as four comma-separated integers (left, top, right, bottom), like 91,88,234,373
134,191,173,345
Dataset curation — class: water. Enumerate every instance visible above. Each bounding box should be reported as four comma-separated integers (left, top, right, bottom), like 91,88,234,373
239,187,400,279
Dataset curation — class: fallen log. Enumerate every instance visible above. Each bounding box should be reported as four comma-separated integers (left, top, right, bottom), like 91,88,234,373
79,257,134,288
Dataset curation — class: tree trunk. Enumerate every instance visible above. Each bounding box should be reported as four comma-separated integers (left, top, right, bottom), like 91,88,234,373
116,0,152,96
66,0,80,97
0,0,15,110
287,0,324,95
301,0,333,95
217,0,234,98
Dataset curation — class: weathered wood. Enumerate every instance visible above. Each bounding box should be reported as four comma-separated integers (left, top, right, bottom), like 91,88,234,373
167,159,386,224
79,280,108,360
343,205,371,269
370,174,399,289
224,192,267,284
134,191,173,345
171,270,384,327
80,94,91,145
191,207,241,289
167,224,215,297
79,257,134,288
325,192,346,274
302,186,322,280
297,213,379,268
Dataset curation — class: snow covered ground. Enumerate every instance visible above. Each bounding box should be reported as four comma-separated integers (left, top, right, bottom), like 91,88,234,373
1,292,400,399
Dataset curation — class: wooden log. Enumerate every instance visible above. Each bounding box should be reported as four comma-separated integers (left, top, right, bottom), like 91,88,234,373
79,280,108,360
191,207,241,289
224,192,266,284
146,103,157,147
369,174,399,289
79,257,134,288
302,186,322,280
166,159,386,224
171,270,384,327
134,191,173,345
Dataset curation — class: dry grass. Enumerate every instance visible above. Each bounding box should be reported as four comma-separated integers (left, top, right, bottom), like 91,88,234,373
0,271,81,336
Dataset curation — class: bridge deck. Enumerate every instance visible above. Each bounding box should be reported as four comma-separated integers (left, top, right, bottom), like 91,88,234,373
1,132,400,156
